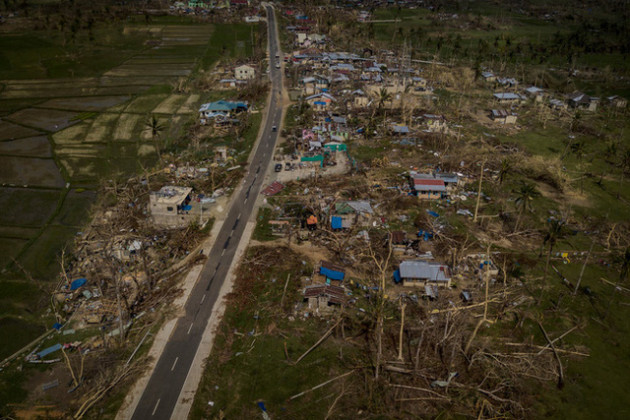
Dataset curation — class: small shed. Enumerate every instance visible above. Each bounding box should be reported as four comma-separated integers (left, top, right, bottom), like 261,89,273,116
607,95,627,108
491,109,517,125
493,92,524,104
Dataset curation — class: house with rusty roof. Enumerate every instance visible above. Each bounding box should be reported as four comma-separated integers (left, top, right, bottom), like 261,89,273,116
491,109,518,125
303,284,347,312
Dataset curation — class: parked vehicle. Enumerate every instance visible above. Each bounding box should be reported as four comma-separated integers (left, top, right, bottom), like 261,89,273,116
274,164,282,172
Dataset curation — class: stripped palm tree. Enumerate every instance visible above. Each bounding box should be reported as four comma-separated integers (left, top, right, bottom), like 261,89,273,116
570,141,587,193
498,158,512,185
542,219,568,281
513,183,540,232
377,87,392,114
145,114,165,160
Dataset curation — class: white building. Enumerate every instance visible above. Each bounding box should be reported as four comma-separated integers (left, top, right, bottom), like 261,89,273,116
234,64,255,80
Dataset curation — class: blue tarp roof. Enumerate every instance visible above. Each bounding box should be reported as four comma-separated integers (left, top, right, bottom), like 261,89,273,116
393,269,402,284
37,343,62,359
331,216,342,229
70,278,87,291
320,266,345,281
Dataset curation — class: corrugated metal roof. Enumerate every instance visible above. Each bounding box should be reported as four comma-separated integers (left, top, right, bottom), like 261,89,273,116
399,261,450,282
346,200,373,214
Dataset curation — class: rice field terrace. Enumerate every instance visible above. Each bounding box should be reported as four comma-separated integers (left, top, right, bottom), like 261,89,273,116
0,19,237,360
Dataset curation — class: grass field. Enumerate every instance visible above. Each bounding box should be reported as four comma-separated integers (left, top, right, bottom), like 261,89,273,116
189,246,349,420
369,3,630,72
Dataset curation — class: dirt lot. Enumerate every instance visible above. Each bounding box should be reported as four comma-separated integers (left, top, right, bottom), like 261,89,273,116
274,153,350,183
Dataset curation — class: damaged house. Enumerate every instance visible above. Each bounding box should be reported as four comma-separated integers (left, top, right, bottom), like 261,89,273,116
149,186,194,228
331,200,374,229
394,260,452,288
303,284,346,311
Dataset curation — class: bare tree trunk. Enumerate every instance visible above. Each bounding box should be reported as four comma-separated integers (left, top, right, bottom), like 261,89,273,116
397,301,406,361
514,207,524,233
473,160,485,222
543,243,553,282
574,241,594,295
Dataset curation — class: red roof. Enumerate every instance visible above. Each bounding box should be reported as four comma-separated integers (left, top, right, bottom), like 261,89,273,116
262,181,285,196
414,179,445,186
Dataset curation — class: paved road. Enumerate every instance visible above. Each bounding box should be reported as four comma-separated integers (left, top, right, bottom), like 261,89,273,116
130,6,282,419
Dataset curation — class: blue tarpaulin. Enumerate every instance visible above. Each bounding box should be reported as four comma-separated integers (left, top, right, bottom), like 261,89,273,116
427,210,440,218
320,266,345,281
182,205,192,211
37,343,62,359
418,230,434,241
393,269,402,284
257,402,267,412
70,278,87,291
53,323,62,331
331,216,342,229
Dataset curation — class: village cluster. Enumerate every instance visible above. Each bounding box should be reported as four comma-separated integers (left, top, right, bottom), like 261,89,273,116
136,4,630,317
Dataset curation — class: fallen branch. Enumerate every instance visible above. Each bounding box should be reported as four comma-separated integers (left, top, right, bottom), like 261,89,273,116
538,322,564,389
280,273,291,307
389,383,450,399
536,325,579,356
429,298,500,314
289,370,354,400
293,318,342,364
